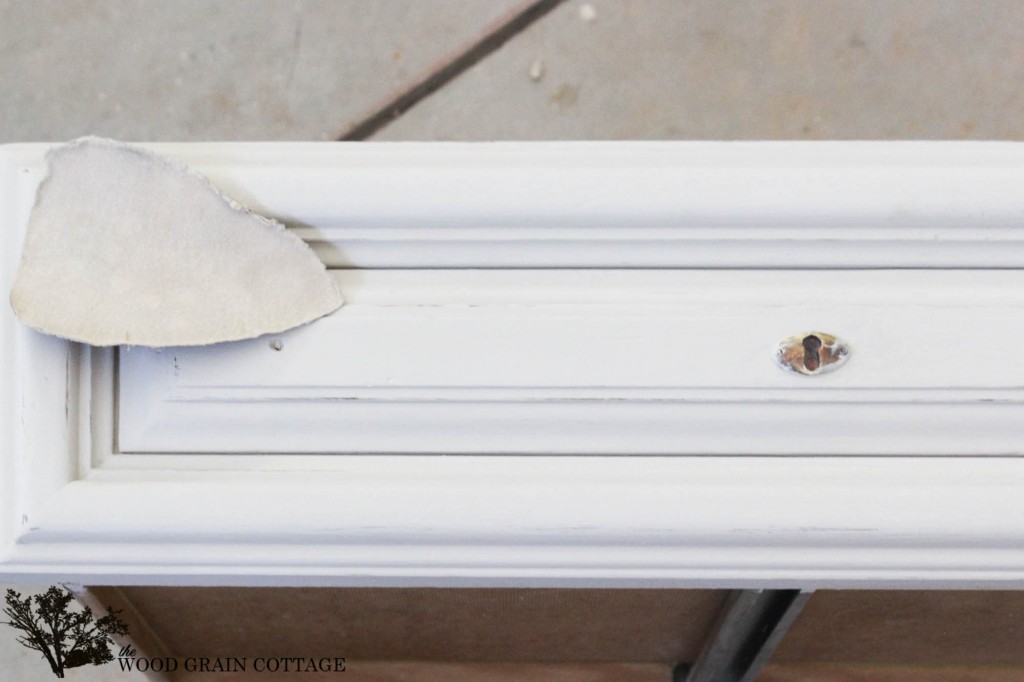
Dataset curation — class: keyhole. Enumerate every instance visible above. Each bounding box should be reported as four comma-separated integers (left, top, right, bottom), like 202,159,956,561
802,335,822,372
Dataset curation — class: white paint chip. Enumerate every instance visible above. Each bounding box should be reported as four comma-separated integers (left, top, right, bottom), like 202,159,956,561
10,137,343,346
529,58,545,82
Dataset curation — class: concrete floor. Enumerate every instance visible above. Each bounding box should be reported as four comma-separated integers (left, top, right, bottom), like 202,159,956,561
379,0,1024,140
5,0,1024,144
0,0,534,141
4,0,1024,680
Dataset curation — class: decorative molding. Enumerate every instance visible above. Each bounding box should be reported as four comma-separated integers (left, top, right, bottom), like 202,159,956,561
11,141,1024,268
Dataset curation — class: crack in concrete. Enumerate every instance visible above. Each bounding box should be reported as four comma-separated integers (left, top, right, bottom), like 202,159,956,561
338,0,567,141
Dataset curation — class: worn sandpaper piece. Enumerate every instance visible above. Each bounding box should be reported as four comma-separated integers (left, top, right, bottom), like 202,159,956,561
10,137,343,346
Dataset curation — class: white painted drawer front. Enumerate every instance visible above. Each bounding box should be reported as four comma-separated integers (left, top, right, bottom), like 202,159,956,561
119,270,1024,455
10,141,1024,588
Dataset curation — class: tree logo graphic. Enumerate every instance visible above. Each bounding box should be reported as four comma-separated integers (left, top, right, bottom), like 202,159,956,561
3,586,129,678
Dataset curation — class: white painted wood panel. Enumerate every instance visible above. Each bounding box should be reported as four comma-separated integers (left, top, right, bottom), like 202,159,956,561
120,270,1024,455
5,141,1024,587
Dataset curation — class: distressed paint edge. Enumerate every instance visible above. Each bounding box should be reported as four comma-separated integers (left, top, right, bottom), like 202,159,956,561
10,142,1024,268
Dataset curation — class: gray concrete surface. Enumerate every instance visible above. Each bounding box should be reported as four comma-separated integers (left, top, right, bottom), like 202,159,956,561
0,0,528,142
379,0,1024,140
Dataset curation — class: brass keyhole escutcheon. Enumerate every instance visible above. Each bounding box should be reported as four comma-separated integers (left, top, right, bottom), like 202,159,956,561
775,332,849,376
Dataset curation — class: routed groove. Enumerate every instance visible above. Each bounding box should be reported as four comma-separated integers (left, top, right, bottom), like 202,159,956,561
339,0,568,140
675,589,812,682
